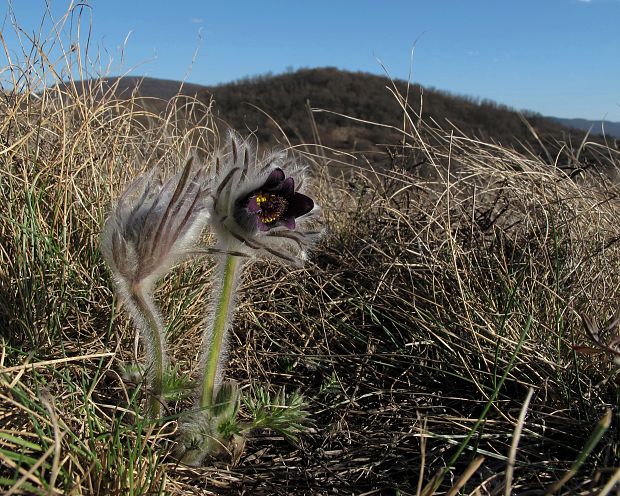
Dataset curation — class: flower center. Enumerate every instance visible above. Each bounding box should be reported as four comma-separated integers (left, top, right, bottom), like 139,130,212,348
254,193,289,224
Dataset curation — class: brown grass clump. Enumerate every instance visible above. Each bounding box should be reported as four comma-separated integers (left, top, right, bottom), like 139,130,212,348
0,5,618,495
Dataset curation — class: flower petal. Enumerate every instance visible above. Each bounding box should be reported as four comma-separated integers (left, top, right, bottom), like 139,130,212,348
262,168,285,190
280,216,296,230
274,177,294,197
257,219,271,231
286,193,314,218
247,196,261,214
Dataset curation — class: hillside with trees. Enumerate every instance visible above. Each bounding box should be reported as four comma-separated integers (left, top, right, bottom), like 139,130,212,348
206,67,580,148
92,68,617,171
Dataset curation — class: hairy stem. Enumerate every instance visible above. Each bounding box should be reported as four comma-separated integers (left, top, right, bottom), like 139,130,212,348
200,254,240,409
130,283,167,419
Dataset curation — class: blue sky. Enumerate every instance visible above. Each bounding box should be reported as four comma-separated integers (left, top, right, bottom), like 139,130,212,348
3,0,620,121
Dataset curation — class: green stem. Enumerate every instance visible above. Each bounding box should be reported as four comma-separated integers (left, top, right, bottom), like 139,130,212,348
131,284,165,419
200,254,240,409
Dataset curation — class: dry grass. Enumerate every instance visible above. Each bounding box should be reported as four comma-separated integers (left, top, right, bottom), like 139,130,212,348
0,4,619,495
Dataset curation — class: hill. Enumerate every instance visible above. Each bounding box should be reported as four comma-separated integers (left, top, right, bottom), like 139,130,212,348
69,76,207,101
548,116,620,138
83,69,618,164
206,68,591,149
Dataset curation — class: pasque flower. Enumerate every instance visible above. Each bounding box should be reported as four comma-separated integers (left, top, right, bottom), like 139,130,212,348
177,133,320,465
101,157,209,418
101,134,319,460
208,133,320,263
243,167,314,231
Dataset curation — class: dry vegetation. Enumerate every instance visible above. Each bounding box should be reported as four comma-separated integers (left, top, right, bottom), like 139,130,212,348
0,5,619,495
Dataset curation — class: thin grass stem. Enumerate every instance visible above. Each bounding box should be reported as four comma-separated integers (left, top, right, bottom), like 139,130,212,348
425,316,533,494
445,456,485,496
545,409,613,495
504,387,534,496
598,466,620,496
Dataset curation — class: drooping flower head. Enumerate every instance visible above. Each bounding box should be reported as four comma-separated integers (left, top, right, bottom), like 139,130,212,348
102,157,210,290
208,132,320,264
101,157,209,419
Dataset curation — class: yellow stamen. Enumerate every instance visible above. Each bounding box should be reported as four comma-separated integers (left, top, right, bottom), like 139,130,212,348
252,192,288,225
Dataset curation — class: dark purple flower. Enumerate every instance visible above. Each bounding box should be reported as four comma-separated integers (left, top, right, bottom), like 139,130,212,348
209,133,321,264
243,168,314,232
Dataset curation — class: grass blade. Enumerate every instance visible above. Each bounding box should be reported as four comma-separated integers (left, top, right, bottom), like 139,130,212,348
545,409,613,495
